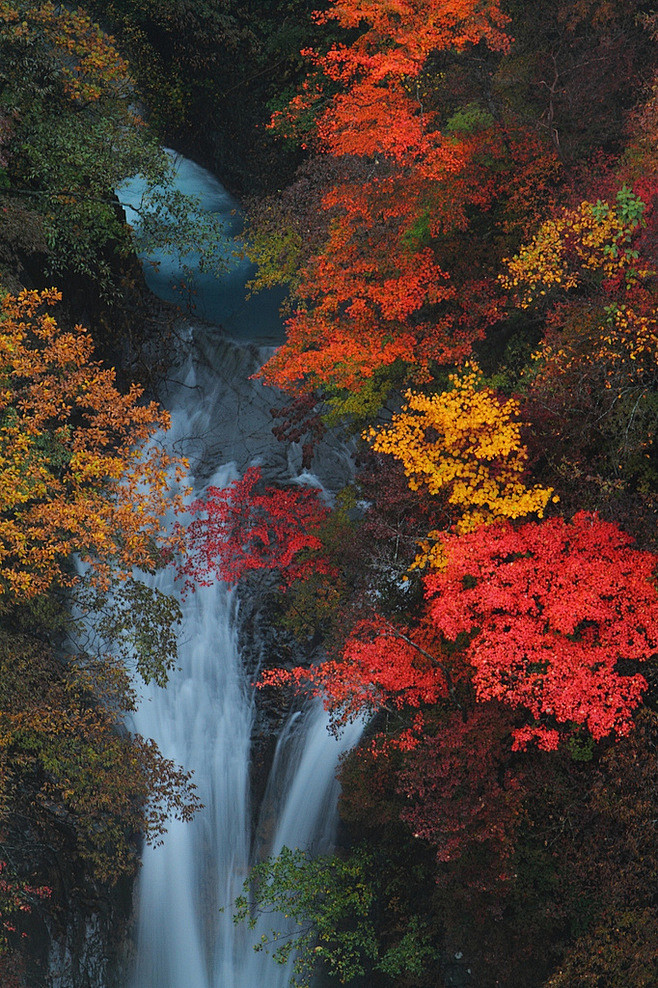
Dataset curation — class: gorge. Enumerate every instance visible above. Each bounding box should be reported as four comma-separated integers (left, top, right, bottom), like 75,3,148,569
119,152,363,988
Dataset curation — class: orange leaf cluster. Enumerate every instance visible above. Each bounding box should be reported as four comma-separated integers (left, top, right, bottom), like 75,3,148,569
0,289,186,598
259,0,518,392
0,2,132,106
274,0,510,159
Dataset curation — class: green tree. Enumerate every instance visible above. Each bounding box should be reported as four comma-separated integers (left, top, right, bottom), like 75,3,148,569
0,1,227,300
234,846,437,987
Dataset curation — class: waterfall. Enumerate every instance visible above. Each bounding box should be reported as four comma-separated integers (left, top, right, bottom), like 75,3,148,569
117,154,362,987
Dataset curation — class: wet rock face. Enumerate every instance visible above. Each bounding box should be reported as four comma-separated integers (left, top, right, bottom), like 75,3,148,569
166,325,354,494
43,907,130,988
20,857,134,988
235,572,326,847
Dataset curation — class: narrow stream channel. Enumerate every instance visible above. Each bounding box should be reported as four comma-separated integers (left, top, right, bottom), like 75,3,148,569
118,153,363,988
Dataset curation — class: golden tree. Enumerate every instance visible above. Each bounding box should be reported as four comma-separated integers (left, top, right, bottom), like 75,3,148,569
0,288,186,598
368,367,553,566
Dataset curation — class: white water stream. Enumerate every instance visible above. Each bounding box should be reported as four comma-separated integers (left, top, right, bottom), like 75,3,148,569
118,155,363,987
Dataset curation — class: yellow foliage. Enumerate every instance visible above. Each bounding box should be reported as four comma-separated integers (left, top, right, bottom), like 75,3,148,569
0,1,132,106
367,367,553,567
0,289,188,598
501,189,652,307
534,303,658,391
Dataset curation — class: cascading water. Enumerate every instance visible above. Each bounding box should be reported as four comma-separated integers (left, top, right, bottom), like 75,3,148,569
116,155,363,987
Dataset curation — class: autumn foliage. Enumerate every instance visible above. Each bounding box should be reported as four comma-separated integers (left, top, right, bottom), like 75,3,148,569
501,185,650,308
368,367,554,560
255,0,520,394
426,513,658,749
270,0,510,154
0,861,50,954
0,1,132,106
0,289,185,597
261,614,453,735
2,0,657,983
398,704,522,865
130,2,658,986
178,466,333,589
260,510,658,755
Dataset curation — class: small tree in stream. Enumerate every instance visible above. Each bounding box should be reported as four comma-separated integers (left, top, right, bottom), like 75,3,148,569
177,466,334,589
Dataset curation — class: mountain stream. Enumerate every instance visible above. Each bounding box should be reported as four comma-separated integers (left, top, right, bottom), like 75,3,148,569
117,153,364,988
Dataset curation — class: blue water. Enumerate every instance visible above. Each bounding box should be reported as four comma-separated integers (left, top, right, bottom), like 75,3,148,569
118,151,286,342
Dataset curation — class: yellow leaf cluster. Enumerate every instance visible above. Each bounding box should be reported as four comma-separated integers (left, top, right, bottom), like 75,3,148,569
500,218,577,306
597,306,658,382
367,367,553,567
500,194,650,307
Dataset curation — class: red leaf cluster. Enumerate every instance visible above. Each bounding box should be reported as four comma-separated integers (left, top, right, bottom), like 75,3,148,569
426,513,658,748
177,467,334,589
398,704,522,864
260,615,452,735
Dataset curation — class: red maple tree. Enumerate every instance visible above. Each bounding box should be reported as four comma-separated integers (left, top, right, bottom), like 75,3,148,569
426,513,658,749
177,467,333,589
260,613,464,748
262,512,658,752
